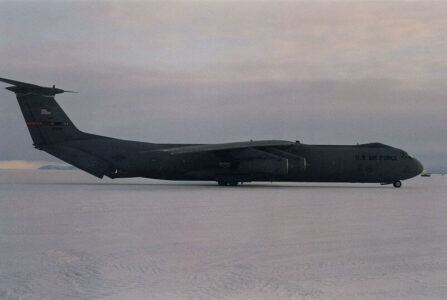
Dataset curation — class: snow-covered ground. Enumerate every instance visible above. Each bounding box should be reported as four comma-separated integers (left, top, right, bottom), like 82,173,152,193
0,170,446,299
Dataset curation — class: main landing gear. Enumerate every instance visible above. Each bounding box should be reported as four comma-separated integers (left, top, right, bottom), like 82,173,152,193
217,180,239,186
393,180,402,188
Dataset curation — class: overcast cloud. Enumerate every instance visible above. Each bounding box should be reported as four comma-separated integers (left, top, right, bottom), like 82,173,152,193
0,1,446,171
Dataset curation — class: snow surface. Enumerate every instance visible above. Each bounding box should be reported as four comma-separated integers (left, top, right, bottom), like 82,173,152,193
0,170,446,299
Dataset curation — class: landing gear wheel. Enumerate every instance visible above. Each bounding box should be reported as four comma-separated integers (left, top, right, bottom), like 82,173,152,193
393,180,402,188
217,180,239,186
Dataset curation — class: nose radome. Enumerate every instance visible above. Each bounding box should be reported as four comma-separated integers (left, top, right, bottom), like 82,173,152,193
414,158,424,175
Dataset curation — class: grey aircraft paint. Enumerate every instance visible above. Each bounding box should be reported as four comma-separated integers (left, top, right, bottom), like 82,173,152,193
0,77,423,187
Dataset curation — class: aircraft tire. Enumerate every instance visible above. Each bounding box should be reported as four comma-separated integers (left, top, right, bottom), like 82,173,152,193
217,180,239,186
393,180,402,188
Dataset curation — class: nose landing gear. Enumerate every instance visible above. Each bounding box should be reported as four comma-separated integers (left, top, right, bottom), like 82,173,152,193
380,180,403,188
393,180,402,188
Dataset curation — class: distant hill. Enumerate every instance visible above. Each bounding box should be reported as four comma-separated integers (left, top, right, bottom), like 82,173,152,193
38,165,77,170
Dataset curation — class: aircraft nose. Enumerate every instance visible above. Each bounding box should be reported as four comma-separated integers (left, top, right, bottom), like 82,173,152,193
413,158,424,176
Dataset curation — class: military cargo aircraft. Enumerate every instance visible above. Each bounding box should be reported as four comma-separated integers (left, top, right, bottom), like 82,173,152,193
0,77,423,187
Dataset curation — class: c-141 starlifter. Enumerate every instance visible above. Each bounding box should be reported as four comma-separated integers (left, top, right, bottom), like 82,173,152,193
0,77,423,187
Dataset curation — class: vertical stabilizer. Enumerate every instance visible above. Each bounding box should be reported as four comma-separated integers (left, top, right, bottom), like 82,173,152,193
0,77,88,147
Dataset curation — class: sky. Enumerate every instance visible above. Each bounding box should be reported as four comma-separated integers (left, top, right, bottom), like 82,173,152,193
0,0,446,171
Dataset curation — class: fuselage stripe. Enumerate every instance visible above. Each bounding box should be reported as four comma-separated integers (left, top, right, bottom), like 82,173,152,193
26,121,67,126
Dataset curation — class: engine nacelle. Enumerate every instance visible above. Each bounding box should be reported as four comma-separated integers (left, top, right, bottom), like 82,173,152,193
238,158,289,175
288,156,306,173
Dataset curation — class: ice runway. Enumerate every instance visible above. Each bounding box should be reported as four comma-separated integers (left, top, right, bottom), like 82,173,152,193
0,170,446,299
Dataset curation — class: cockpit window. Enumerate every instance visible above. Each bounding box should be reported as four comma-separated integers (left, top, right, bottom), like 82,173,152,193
401,152,413,159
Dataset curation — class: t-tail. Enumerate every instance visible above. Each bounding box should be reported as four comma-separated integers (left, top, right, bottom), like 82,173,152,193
0,77,87,146
0,77,115,178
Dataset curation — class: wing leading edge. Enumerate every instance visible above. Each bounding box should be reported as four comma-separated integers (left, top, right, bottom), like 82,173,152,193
159,140,295,155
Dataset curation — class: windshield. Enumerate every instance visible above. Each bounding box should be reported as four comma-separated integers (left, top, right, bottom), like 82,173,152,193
401,152,413,159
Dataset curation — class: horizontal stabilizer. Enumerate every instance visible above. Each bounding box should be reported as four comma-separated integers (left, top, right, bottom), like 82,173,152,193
0,77,76,96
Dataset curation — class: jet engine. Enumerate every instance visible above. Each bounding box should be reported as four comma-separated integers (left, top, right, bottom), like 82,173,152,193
238,158,289,175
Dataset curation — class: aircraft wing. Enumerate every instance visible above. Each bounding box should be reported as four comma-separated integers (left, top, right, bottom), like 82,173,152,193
159,140,306,177
160,140,295,155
